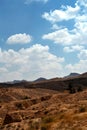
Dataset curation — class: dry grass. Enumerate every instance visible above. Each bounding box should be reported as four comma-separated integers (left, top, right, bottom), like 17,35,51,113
0,87,87,129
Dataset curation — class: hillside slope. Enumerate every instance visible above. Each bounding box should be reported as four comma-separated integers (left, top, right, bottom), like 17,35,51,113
0,72,87,129
0,88,87,130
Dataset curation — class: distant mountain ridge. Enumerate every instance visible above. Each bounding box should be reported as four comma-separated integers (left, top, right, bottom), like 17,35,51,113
34,77,47,82
1,72,87,92
6,80,27,84
80,72,87,77
65,73,80,78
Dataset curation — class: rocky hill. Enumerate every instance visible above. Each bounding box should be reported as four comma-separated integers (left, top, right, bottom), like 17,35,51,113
0,72,87,130
34,77,47,82
64,72,80,78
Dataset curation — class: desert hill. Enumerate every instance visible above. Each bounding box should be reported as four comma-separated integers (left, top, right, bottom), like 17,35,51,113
0,72,87,129
0,72,87,91
34,77,47,82
64,72,80,78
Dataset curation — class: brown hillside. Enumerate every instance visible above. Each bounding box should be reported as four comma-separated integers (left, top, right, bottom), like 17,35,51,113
0,87,87,129
0,73,87,129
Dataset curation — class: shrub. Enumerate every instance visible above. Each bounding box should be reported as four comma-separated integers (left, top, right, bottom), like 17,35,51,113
23,96,29,100
68,83,76,94
16,103,22,109
43,116,53,123
41,126,47,130
79,106,86,113
70,88,76,94
77,86,83,92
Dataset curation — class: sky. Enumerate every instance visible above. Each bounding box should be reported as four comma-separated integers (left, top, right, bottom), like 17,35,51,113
0,0,87,82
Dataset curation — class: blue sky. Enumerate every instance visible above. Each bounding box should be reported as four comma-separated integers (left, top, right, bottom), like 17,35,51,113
0,0,87,82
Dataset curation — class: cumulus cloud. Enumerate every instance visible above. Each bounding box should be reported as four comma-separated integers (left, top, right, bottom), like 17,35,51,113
7,33,32,44
63,45,84,53
42,0,87,47
51,24,63,30
42,22,87,46
41,0,87,75
0,44,64,82
77,0,87,7
65,47,87,74
0,43,86,82
42,28,78,45
25,0,48,4
78,49,87,60
65,60,87,74
42,4,80,23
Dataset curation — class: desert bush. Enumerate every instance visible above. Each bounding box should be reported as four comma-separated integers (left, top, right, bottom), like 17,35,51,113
3,114,13,125
59,113,65,119
44,110,48,115
79,105,86,113
31,99,37,104
29,118,41,130
29,123,39,130
68,83,76,94
43,116,53,123
70,88,76,94
16,103,22,109
77,86,83,92
41,126,47,130
23,96,29,100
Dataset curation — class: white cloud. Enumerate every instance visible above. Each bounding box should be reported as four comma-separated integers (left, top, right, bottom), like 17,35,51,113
0,43,87,82
25,0,48,4
7,33,32,44
0,67,8,73
42,28,76,45
42,20,87,45
65,60,87,74
1,0,87,81
64,45,84,53
42,0,87,47
65,48,87,74
51,24,63,30
41,0,87,76
0,44,64,82
42,4,80,23
78,49,87,60
77,0,87,7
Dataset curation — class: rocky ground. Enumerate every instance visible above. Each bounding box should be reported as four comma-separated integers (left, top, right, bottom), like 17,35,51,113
0,87,87,130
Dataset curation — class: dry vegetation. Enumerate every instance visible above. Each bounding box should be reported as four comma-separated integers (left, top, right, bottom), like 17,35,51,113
0,86,87,130
0,73,87,129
